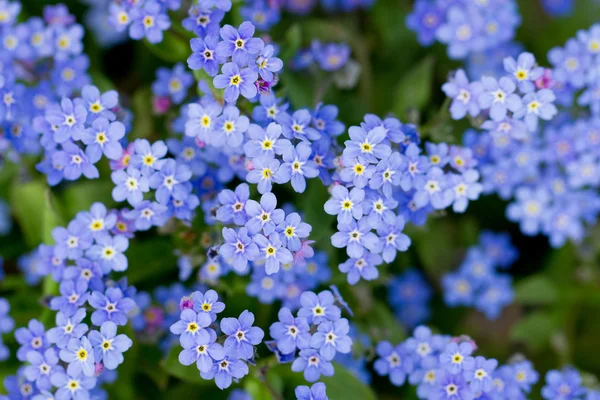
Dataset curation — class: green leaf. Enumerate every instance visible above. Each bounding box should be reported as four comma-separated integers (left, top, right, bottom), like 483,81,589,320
161,345,208,385
510,311,560,352
244,376,276,400
126,238,177,284
391,56,435,120
130,87,155,139
143,30,190,63
10,180,64,247
515,275,560,305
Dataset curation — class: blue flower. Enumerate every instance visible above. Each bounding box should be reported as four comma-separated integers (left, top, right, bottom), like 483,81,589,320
269,307,311,354
188,34,226,76
440,341,475,375
213,105,250,148
59,336,95,377
504,52,544,93
374,341,414,386
179,328,225,373
292,349,334,382
216,183,250,225
280,109,321,142
253,233,293,275
149,158,193,205
216,21,264,67
23,348,62,391
213,62,258,103
131,139,168,176
297,290,341,325
47,309,88,349
541,368,587,400
111,166,150,206
88,321,132,370
170,308,213,348
339,251,382,285
86,233,129,273
254,45,283,82
50,280,89,317
124,200,169,231
277,142,319,193
513,89,557,132
277,212,311,252
201,357,249,389
191,290,225,322
244,192,284,235
88,287,136,326
50,370,97,400
129,1,171,44
442,69,483,119
81,117,125,162
185,101,222,141
221,310,264,360
219,227,259,273
246,155,281,194
152,63,194,104
331,218,379,259
295,382,328,400
244,122,291,159
79,84,119,121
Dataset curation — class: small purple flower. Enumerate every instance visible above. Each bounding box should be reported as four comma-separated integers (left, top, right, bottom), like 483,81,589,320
269,307,311,354
221,310,264,360
88,321,133,370
88,287,136,326
59,336,95,377
129,0,171,44
219,227,259,273
213,62,258,103
216,21,264,67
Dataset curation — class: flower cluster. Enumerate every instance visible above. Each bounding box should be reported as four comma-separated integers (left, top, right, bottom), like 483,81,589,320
452,30,600,247
406,0,521,59
2,203,138,398
326,119,483,285
170,289,264,389
268,289,353,386
442,231,518,319
388,268,433,329
375,325,540,400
